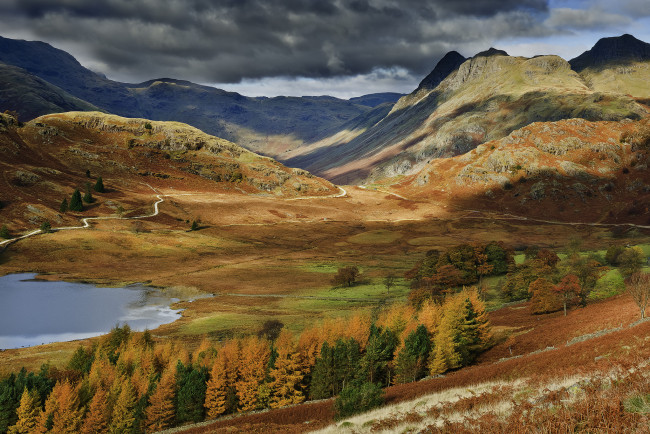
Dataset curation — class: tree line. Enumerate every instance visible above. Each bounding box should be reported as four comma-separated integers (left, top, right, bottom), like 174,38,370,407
0,288,491,433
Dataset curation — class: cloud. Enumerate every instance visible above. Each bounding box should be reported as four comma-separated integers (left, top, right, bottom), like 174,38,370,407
545,7,631,30
0,0,551,84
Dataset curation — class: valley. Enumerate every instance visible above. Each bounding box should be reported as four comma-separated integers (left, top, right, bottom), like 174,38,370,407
1,29,650,434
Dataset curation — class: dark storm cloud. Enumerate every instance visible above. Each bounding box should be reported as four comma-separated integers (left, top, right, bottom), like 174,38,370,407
1,0,551,83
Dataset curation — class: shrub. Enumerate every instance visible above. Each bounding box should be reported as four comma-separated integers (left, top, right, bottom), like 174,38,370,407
93,176,105,193
335,381,384,419
40,221,52,233
0,225,10,239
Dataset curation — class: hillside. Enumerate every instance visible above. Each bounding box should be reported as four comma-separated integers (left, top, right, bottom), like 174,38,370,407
0,36,375,155
396,116,650,224
0,63,101,121
0,111,336,232
286,35,649,184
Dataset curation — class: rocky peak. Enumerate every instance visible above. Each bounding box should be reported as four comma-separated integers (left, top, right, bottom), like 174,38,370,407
474,47,509,58
416,51,466,91
569,34,650,72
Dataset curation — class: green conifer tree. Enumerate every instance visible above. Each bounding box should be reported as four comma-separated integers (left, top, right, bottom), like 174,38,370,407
83,182,94,204
0,225,9,239
39,221,51,233
69,189,83,212
59,198,68,213
93,177,105,193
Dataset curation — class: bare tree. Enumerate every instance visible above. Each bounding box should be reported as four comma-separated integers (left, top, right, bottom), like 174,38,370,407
626,272,650,319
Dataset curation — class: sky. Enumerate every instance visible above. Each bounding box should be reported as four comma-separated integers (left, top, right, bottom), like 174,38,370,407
0,0,649,98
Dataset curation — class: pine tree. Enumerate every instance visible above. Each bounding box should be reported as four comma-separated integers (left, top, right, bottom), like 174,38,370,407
39,221,51,233
175,362,208,423
395,325,430,384
145,370,176,432
80,388,109,434
236,336,271,412
0,225,9,239
268,330,305,409
108,380,136,434
93,176,105,193
190,220,199,231
59,198,68,214
69,189,83,212
7,388,40,434
83,182,94,204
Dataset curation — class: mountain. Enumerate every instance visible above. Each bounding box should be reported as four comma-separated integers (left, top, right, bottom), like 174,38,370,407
570,34,650,98
0,63,100,121
285,36,649,184
569,34,650,71
396,116,650,224
0,111,336,230
349,92,404,107
0,36,377,156
415,51,466,92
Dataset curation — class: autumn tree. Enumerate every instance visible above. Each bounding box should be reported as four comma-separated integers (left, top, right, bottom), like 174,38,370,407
80,387,109,434
529,277,562,314
236,336,270,412
553,274,581,316
331,266,360,287
383,274,396,294
268,330,305,409
564,255,606,306
626,272,650,319
145,369,176,432
38,380,82,433
7,389,40,434
204,340,239,418
108,380,137,434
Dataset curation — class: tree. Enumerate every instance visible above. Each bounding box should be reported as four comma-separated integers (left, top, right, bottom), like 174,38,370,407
175,362,208,423
334,381,384,419
268,330,305,409
83,182,94,204
40,221,51,233
331,266,360,287
108,380,136,434
394,325,430,384
383,274,396,294
40,380,82,433
357,327,396,386
236,336,271,412
553,274,581,316
0,225,9,239
529,278,562,314
80,388,109,434
204,340,238,418
145,369,176,432
93,176,105,193
626,272,650,319
257,320,284,341
59,198,68,213
190,220,199,231
619,247,646,277
69,189,83,212
605,245,626,266
7,389,40,434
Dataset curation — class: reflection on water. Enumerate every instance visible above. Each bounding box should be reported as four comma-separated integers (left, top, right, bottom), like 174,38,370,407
0,273,182,349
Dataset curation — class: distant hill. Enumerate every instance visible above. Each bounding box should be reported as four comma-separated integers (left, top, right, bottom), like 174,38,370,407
349,93,404,107
0,63,100,121
285,35,649,184
0,35,381,157
0,111,336,230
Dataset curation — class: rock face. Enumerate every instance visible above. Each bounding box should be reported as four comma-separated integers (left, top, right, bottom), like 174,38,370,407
570,34,650,71
401,117,650,223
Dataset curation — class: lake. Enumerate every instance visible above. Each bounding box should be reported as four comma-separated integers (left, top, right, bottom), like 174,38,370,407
0,273,182,349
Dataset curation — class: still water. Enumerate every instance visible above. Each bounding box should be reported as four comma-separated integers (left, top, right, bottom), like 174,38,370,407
0,273,182,349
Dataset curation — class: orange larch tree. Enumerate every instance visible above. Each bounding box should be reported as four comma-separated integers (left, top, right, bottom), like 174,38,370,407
145,369,176,432
204,339,239,418
108,379,137,434
268,330,305,409
80,387,110,434
236,336,271,412
529,277,563,314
